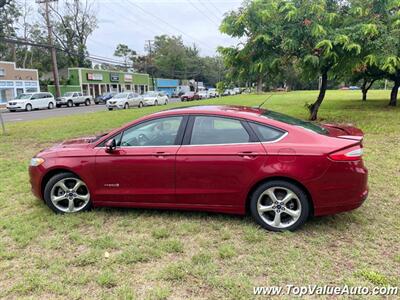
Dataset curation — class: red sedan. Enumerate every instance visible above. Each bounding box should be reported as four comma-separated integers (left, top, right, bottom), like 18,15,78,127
29,106,368,231
181,92,200,101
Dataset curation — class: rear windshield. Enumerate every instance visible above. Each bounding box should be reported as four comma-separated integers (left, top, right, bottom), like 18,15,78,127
262,111,328,135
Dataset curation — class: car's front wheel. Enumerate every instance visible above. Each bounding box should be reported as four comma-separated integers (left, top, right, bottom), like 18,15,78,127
138,102,143,108
48,102,54,109
124,102,129,109
44,172,91,214
25,104,32,111
249,180,310,231
67,100,73,108
85,99,90,106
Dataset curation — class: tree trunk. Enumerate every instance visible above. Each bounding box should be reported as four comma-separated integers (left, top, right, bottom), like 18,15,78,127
389,78,400,106
256,76,263,94
309,72,328,121
361,78,367,101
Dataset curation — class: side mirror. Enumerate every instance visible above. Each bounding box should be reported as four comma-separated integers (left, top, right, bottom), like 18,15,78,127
105,139,117,153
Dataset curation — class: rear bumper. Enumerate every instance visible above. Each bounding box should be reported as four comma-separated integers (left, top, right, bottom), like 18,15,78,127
307,160,368,216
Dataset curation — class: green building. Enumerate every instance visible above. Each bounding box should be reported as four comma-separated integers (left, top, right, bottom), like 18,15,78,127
48,68,151,97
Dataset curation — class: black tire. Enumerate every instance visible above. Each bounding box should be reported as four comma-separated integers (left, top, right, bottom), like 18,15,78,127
44,172,92,214
124,102,129,109
165,99,168,105
25,104,32,111
67,100,73,108
138,102,143,108
154,100,158,106
48,102,54,109
249,180,310,232
85,99,90,106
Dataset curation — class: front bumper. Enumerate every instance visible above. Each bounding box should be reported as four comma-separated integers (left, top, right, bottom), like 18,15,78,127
29,165,45,200
107,103,124,109
6,104,23,110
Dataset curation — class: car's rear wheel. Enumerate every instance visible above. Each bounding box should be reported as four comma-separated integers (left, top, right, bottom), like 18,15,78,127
48,102,54,109
25,104,32,111
85,99,90,106
44,172,91,214
249,180,310,231
124,102,129,109
67,100,73,108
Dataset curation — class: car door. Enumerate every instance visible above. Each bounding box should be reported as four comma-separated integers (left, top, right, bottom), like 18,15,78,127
30,94,40,109
94,116,188,204
175,115,266,209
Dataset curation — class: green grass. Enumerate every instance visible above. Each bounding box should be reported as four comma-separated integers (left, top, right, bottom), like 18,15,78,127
0,90,399,299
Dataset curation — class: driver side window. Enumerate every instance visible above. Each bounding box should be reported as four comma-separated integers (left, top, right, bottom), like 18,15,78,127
119,116,183,147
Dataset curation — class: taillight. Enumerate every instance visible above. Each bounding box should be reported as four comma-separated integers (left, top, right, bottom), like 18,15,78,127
329,145,363,161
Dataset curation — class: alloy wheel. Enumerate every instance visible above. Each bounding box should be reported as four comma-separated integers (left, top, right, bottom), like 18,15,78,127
50,178,90,213
256,187,302,229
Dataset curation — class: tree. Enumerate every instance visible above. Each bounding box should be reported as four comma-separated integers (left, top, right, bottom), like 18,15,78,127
114,44,137,69
279,0,363,120
219,0,284,93
49,0,97,67
0,0,21,61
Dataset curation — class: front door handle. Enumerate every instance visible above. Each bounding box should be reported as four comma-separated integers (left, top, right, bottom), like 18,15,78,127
237,151,259,158
153,151,167,158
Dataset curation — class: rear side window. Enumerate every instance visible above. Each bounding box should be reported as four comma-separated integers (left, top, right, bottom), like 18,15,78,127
190,116,250,145
262,110,328,135
250,122,285,142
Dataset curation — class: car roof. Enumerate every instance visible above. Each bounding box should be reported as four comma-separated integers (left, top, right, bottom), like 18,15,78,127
151,105,266,119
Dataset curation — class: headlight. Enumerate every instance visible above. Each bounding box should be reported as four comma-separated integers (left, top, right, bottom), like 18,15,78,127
30,157,45,167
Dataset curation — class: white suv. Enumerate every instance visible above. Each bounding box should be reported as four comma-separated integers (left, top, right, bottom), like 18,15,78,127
6,92,55,112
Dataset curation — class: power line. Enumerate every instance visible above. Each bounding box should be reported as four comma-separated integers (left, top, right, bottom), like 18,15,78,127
198,0,223,23
1,36,127,65
125,0,215,52
203,0,225,15
187,0,219,26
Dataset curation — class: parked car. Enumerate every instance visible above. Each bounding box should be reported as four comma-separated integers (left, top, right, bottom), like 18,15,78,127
6,92,55,112
94,92,117,104
106,92,142,110
233,87,241,94
56,92,92,107
181,92,200,101
142,91,168,107
198,90,209,99
349,86,360,90
29,105,368,232
208,88,218,98
222,89,233,96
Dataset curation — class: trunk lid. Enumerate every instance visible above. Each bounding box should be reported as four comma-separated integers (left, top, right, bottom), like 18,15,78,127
322,123,364,142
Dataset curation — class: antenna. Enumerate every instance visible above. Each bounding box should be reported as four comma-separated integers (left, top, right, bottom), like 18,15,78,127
258,94,274,109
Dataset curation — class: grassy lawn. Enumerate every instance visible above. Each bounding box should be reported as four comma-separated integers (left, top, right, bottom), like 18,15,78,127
0,90,399,299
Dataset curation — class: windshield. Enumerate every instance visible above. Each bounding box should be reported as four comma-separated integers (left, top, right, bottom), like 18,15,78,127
114,93,129,98
16,93,32,99
262,111,328,135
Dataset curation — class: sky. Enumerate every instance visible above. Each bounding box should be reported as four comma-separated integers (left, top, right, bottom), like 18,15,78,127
85,0,243,61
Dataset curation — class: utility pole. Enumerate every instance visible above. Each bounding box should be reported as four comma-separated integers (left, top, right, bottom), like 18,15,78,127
37,0,61,98
145,40,155,92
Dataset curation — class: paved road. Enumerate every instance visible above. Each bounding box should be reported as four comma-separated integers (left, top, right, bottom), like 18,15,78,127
0,98,181,123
